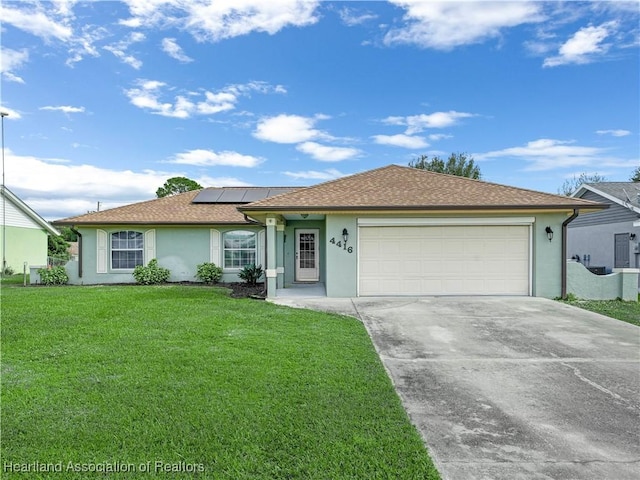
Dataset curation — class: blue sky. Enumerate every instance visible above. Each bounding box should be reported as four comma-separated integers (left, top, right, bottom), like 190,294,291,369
1,0,638,221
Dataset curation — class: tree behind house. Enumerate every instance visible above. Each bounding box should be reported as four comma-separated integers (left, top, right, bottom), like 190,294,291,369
156,177,203,198
558,173,606,196
409,153,481,179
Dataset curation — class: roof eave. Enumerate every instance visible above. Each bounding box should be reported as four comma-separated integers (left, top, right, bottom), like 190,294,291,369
239,204,609,213
53,220,255,227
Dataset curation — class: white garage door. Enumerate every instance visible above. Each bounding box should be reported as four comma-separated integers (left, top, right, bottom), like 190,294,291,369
359,224,530,296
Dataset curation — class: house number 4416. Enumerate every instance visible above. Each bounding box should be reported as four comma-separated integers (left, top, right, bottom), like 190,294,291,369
329,237,353,253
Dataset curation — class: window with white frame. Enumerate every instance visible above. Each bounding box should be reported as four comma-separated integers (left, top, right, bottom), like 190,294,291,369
223,230,256,269
111,231,144,269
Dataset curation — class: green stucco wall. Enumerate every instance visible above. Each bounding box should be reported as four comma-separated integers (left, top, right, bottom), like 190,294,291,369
1,225,48,272
68,225,264,285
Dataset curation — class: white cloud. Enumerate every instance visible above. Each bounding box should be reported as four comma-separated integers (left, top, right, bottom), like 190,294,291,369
104,31,146,69
0,48,29,84
477,138,626,171
168,149,263,168
428,133,452,141
0,107,22,119
125,79,282,118
382,111,476,135
4,149,177,220
543,22,616,67
40,105,86,114
0,4,73,42
121,0,320,42
372,134,428,149
253,114,330,144
296,142,360,162
283,169,345,180
196,175,252,187
596,129,631,137
1,3,107,67
384,1,544,50
161,37,193,62
339,7,377,27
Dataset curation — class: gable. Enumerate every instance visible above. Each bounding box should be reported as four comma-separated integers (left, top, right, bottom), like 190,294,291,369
570,190,639,227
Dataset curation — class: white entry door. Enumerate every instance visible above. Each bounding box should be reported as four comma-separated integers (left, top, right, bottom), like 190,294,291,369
295,229,319,282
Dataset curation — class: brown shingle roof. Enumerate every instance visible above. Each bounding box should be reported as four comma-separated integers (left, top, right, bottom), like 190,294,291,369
240,165,607,212
54,189,253,225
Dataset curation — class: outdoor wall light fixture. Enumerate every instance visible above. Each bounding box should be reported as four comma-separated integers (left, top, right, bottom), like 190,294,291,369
342,228,349,244
545,226,554,242
301,213,309,219
630,233,636,240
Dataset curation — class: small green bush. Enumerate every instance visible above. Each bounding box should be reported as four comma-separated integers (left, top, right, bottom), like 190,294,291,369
196,262,223,284
238,264,263,286
133,259,170,285
37,266,69,285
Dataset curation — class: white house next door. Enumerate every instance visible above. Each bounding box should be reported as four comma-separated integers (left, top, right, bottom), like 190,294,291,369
295,229,319,282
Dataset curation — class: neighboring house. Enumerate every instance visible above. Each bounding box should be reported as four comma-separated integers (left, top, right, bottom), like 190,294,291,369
1,185,60,272
568,182,640,273
55,165,606,299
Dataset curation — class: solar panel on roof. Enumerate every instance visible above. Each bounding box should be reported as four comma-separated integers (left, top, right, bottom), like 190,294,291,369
241,190,269,202
192,187,299,204
192,189,224,203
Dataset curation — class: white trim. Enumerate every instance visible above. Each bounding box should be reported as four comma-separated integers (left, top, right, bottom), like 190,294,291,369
1,186,59,235
357,217,535,227
265,269,277,278
96,229,107,274
574,184,640,214
210,229,220,264
144,229,156,264
276,266,284,274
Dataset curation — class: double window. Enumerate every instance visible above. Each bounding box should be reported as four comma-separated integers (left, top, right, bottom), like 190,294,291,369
111,231,143,269
223,230,256,268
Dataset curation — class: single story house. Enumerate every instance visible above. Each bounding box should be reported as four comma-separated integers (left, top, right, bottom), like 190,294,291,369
1,185,60,273
55,165,606,298
568,182,640,272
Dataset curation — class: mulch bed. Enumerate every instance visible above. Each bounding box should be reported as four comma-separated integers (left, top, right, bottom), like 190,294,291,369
220,282,266,299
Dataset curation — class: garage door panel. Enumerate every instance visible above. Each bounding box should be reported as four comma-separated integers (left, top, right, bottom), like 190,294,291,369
359,225,529,296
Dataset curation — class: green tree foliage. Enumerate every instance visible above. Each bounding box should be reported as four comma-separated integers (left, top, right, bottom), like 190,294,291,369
558,173,606,196
156,177,203,198
59,226,78,242
630,166,640,182
47,235,70,260
408,153,481,179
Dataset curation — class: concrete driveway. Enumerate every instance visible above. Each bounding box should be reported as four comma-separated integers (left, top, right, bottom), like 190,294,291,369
271,296,640,480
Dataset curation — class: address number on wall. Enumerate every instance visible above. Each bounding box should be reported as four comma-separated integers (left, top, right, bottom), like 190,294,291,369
329,237,353,253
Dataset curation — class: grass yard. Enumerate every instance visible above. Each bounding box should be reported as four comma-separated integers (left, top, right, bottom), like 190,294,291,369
1,284,440,479
561,295,640,327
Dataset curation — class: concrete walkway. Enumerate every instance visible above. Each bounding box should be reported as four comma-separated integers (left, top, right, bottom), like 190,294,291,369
269,296,640,480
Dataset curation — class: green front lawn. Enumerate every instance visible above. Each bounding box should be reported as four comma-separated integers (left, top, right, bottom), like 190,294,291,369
562,296,640,327
1,285,439,479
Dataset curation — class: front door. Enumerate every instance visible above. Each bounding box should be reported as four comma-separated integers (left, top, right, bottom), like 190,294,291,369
295,229,319,282
614,233,630,268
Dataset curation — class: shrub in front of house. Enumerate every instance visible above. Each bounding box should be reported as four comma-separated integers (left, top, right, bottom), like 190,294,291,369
195,262,223,284
132,259,170,285
37,266,69,285
238,264,263,286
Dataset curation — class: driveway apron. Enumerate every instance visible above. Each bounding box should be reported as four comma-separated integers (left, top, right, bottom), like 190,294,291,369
273,296,640,480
